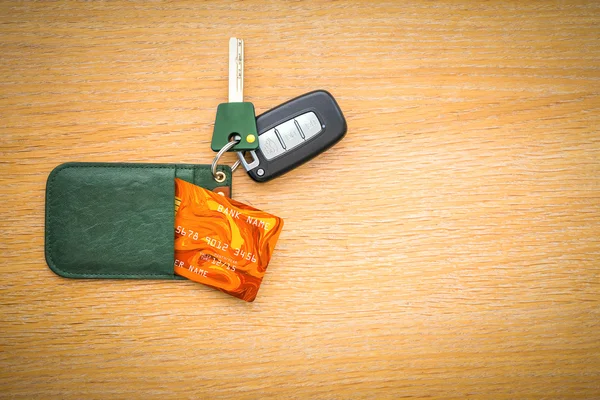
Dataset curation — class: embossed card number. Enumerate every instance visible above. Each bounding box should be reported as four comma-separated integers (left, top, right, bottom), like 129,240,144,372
173,178,283,302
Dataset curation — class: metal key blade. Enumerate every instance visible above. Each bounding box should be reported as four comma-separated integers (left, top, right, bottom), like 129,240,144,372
228,37,244,103
212,37,256,152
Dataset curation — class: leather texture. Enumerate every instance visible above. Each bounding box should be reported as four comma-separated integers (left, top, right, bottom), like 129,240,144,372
211,102,258,151
45,162,232,279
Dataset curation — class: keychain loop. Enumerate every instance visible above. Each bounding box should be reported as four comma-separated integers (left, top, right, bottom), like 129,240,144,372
211,138,241,183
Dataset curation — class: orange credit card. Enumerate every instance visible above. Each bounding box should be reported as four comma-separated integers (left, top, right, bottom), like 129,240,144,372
174,178,284,302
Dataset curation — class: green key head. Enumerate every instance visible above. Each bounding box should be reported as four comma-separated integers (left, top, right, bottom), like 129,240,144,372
211,102,259,152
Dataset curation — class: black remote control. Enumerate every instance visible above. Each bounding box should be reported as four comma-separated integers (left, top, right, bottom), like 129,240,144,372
237,90,347,182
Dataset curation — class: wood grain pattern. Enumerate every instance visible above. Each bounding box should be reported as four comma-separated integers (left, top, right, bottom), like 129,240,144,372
1,1,599,398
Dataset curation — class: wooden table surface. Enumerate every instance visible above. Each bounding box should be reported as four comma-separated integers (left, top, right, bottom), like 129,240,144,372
1,1,599,398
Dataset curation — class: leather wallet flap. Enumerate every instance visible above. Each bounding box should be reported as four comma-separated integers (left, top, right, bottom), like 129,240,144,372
45,162,232,279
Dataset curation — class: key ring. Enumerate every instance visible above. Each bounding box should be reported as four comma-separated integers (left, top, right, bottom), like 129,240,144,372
211,138,241,183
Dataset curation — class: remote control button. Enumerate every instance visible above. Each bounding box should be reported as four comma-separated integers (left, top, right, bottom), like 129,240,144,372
295,112,322,139
258,128,286,160
276,119,304,150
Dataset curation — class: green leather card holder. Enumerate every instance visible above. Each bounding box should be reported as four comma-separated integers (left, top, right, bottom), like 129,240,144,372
45,162,232,279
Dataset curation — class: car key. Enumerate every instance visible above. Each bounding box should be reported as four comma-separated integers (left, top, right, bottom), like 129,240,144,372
236,90,347,182
211,37,258,153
